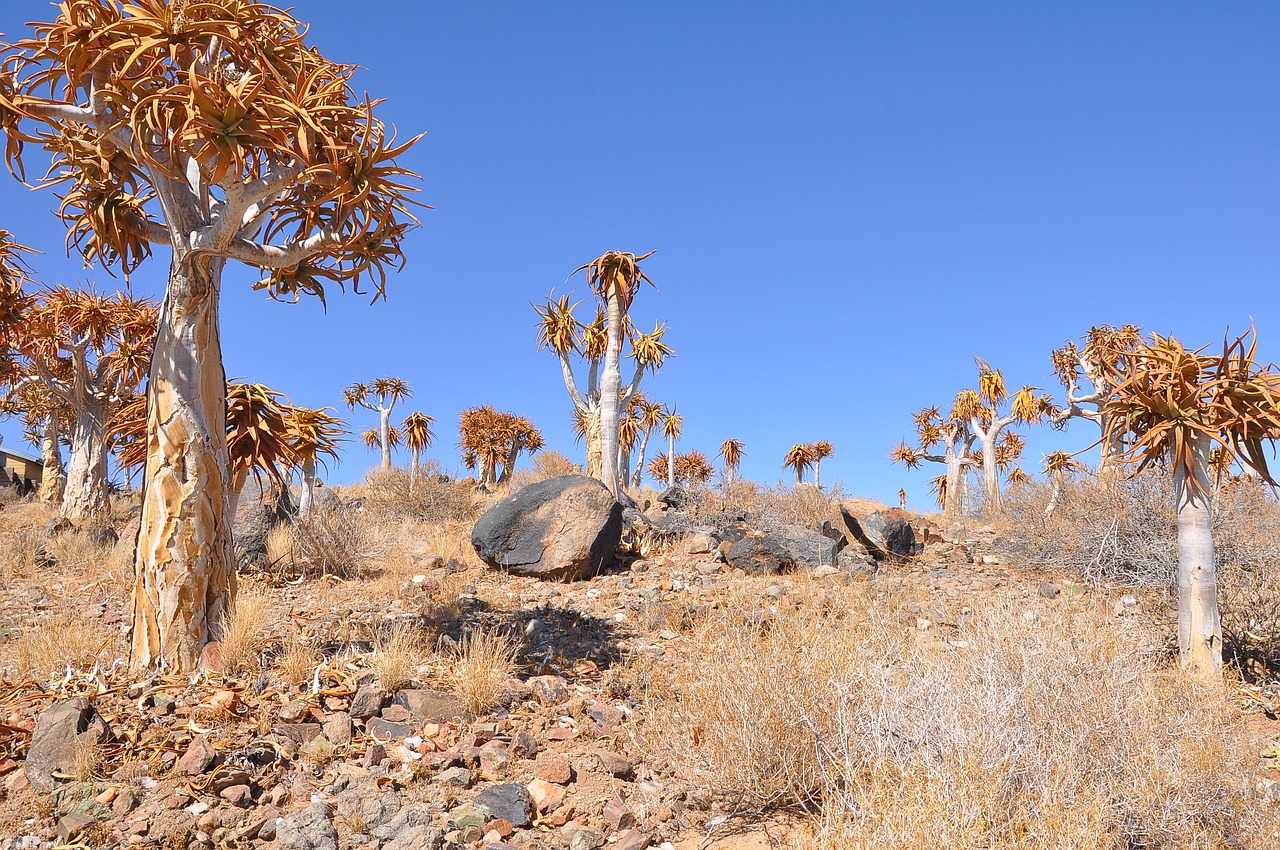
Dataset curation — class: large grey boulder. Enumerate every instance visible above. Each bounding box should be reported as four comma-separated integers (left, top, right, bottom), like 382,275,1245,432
727,535,795,575
24,698,113,793
471,475,623,581
774,525,840,568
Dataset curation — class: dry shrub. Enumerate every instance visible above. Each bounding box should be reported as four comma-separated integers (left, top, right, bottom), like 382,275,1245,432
643,590,1269,848
275,634,318,686
999,473,1178,587
372,622,425,691
709,479,844,532
361,465,479,524
450,626,519,714
1215,481,1280,676
264,524,295,568
290,503,379,578
218,586,272,672
508,450,580,488
9,610,116,680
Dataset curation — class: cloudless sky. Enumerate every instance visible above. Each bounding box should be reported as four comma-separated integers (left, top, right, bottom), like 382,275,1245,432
1,1,1279,506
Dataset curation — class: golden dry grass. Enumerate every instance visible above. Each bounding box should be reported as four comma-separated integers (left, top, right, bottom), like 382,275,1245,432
218,585,273,672
372,622,425,692
274,633,319,686
641,584,1273,849
8,610,116,680
449,626,519,715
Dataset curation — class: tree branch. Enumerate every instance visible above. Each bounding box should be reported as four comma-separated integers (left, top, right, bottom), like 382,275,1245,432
218,230,340,269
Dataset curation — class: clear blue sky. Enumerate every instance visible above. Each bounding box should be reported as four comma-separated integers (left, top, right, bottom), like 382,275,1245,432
1,1,1279,506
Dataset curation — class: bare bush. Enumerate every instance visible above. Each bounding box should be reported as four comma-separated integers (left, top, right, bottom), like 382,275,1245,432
508,450,580,489
360,466,480,524
290,503,380,579
707,479,845,532
642,589,1270,848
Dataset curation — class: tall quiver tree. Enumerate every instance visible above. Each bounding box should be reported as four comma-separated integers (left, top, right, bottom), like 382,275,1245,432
13,287,156,518
783,443,814,485
661,407,684,488
718,438,745,483
1051,325,1142,481
1041,450,1081,517
1101,328,1280,681
631,396,665,488
0,0,424,669
891,403,976,522
962,359,1056,511
344,378,412,471
401,411,435,482
285,406,344,519
808,440,834,488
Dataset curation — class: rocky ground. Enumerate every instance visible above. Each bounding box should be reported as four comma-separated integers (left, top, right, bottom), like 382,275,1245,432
0,481,1277,850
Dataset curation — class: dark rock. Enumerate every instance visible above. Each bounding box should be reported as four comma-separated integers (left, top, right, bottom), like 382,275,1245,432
349,685,387,720
24,698,113,793
43,517,73,538
393,688,472,724
366,717,413,740
773,525,840,568
839,504,917,560
471,475,623,581
472,783,533,828
337,780,402,832
232,500,277,564
1039,582,1060,599
657,485,692,510
726,535,795,575
276,801,338,850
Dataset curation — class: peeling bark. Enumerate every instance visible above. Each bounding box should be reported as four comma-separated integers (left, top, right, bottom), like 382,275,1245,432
61,401,110,519
130,257,235,672
1174,433,1222,680
38,412,65,505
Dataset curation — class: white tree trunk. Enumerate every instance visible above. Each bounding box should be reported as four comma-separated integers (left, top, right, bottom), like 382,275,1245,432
979,434,1000,511
1173,433,1222,680
814,459,822,489
299,458,316,519
1045,475,1062,517
38,411,65,505
598,282,624,499
667,433,676,488
633,429,653,488
130,257,235,672
379,407,392,470
61,401,110,520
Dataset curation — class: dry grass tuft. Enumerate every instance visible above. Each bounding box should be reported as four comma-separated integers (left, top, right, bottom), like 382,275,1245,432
449,626,519,715
275,634,319,686
642,588,1271,848
709,479,844,532
372,622,425,692
264,523,296,569
508,450,581,488
218,586,273,672
10,610,116,680
290,503,380,579
360,465,480,524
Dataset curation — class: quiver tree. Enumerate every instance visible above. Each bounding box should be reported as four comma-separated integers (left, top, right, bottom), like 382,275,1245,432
661,407,684,488
718,438,745,483
361,425,401,456
1041,449,1082,517
285,406,343,518
1100,328,1280,681
631,395,665,488
345,378,412,471
535,256,672,494
1051,325,1142,481
401,411,435,482
891,404,976,521
783,443,815,485
459,405,542,487
617,405,640,489
960,359,1056,511
3,380,70,504
11,286,156,519
674,450,713,485
223,382,293,527
808,440,834,488
0,0,423,670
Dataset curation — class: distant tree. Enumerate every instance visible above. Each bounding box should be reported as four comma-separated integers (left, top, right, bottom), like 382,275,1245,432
661,407,685,488
718,438,745,483
401,411,436,482
783,443,815,485
286,406,344,518
892,404,976,522
0,0,422,669
1041,450,1082,517
674,450,714,485
362,425,402,455
10,286,156,518
647,452,668,486
1051,325,1142,481
535,284,672,488
631,396,666,488
459,405,542,487
1100,328,1280,681
345,378,412,470
618,406,641,489
897,487,907,510
962,359,1056,510
808,440,834,488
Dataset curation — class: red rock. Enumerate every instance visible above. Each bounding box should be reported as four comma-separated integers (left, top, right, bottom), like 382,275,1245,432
220,784,254,807
612,827,652,850
176,736,217,775
380,705,411,723
534,752,572,784
603,800,637,831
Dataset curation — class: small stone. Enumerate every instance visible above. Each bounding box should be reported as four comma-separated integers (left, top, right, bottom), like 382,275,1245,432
487,818,515,837
603,800,637,831
380,705,411,723
56,811,96,841
238,805,281,840
568,825,606,850
177,736,217,775
350,686,388,720
152,693,177,716
528,676,570,707
479,740,510,774
275,801,337,850
278,700,311,723
592,750,635,780
534,752,573,784
394,688,472,724
322,712,353,745
451,802,491,830
438,767,472,787
24,698,113,793
220,784,253,807
526,778,566,813
275,723,323,744
368,717,414,740
472,783,532,828
1038,582,1060,599
509,731,538,759
612,827,652,850
363,743,388,768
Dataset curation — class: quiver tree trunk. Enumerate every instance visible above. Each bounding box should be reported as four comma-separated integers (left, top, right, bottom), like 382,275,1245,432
130,258,235,672
379,408,392,470
1173,432,1222,680
61,400,111,519
598,283,624,499
298,458,316,519
633,428,653,488
585,407,602,479
980,437,1000,511
38,411,65,505
667,433,676,487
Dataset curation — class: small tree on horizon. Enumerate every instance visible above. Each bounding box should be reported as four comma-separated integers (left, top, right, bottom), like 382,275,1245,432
345,378,412,471
718,438,745,483
402,411,436,483
783,443,815,485
1051,324,1142,481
